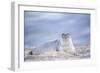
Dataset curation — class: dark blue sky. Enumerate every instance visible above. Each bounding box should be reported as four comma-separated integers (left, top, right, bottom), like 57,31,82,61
24,11,90,48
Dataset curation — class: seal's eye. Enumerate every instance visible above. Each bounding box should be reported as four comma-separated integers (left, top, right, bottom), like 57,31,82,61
62,33,66,38
66,33,70,37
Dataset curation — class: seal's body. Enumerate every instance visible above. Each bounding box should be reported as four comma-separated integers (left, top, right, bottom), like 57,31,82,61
60,33,75,53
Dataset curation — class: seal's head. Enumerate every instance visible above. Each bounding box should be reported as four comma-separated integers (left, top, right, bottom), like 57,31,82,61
62,33,70,39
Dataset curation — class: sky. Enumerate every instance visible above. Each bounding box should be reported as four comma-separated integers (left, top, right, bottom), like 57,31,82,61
24,11,90,48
